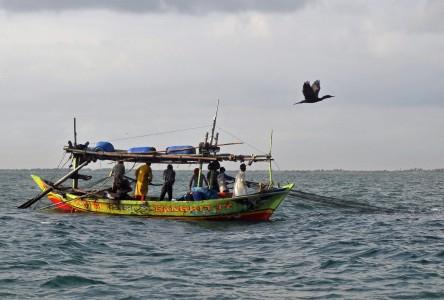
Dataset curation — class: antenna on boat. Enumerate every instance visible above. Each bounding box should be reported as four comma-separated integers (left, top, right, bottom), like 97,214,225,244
214,132,219,149
197,100,219,186
209,99,219,146
73,117,77,147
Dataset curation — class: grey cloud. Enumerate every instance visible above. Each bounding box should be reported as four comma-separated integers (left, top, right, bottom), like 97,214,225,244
416,0,444,33
0,0,310,14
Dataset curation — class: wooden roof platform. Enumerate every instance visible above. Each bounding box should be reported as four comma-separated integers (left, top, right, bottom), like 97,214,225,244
64,147,272,165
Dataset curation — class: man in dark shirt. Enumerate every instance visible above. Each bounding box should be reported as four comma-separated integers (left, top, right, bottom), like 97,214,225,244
207,161,220,192
160,164,175,200
189,167,208,192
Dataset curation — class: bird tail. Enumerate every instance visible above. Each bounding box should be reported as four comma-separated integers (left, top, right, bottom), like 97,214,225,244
293,100,305,105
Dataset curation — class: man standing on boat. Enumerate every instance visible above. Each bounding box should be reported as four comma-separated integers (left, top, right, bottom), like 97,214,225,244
134,162,152,201
189,168,208,192
160,164,175,201
207,161,220,193
217,167,234,194
110,160,125,193
233,163,248,197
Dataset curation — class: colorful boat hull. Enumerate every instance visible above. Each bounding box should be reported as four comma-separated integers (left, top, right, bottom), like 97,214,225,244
32,175,293,221
32,175,78,212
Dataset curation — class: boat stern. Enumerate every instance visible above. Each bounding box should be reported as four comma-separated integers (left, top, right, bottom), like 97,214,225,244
30,175,75,212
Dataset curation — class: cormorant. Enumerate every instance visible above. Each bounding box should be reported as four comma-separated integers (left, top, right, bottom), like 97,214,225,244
294,80,334,105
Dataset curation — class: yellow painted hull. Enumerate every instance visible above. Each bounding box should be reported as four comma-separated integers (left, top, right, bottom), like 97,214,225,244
32,175,294,221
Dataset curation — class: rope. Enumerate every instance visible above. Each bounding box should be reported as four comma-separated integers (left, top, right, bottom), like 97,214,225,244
287,190,397,213
105,124,211,142
39,162,139,211
48,152,68,182
33,153,71,210
84,175,111,189
273,160,282,171
217,126,282,170
126,162,137,174
217,126,268,155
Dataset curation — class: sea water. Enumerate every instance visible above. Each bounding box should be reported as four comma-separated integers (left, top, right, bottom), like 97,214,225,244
1,169,444,299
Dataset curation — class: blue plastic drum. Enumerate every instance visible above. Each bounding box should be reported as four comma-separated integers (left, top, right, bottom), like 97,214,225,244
94,141,115,152
128,147,156,153
166,145,196,155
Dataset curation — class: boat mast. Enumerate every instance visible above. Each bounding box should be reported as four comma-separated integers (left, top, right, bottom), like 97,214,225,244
72,117,79,189
197,100,219,187
268,130,273,187
197,132,208,187
209,99,219,146
74,117,77,147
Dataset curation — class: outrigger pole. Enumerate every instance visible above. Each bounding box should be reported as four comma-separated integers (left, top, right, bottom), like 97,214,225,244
18,160,90,209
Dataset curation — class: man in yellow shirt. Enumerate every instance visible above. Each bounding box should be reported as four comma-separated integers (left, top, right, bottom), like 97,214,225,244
134,162,152,200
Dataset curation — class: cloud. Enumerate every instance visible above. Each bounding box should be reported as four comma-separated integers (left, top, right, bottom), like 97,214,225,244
0,0,310,14
1,1,444,169
412,0,444,33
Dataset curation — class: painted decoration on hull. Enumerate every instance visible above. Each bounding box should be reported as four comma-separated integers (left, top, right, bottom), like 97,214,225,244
32,175,293,221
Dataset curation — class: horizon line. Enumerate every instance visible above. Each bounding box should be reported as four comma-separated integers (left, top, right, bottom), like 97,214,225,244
2,168,444,172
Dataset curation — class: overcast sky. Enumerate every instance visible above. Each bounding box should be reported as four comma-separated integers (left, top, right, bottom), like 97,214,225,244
1,0,443,170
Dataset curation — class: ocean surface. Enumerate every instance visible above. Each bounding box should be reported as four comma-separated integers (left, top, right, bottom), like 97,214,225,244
1,169,444,299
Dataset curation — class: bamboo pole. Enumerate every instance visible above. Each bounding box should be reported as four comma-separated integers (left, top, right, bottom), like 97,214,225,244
268,130,273,187
72,117,79,189
18,160,90,209
197,132,209,187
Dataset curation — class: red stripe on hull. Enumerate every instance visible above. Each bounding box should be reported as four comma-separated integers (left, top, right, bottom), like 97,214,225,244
48,196,77,213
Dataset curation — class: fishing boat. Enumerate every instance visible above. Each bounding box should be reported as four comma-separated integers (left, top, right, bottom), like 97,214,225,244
19,105,294,221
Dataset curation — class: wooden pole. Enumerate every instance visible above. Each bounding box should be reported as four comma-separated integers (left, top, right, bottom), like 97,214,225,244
198,132,208,187
209,99,219,146
72,117,79,189
18,160,90,209
72,155,79,189
268,130,273,187
214,132,219,154
73,117,77,146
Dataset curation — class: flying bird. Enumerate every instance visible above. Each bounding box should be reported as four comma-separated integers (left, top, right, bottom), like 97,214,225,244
294,80,334,105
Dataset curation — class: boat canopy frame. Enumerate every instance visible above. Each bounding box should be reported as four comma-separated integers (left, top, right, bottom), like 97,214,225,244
64,146,273,165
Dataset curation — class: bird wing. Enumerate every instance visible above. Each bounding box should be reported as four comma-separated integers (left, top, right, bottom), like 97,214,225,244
302,81,315,100
311,80,320,97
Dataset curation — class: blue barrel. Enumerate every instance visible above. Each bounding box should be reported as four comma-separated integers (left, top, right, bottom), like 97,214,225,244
128,146,156,153
191,186,208,201
192,191,204,201
94,141,115,152
166,145,196,155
